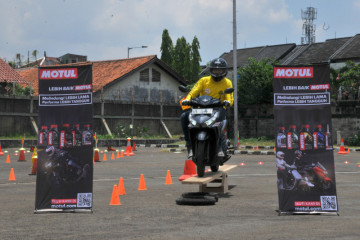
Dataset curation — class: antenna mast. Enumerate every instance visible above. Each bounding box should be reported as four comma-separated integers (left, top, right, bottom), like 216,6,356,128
301,7,317,44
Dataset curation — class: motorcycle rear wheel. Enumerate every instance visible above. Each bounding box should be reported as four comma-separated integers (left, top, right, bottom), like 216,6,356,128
196,141,206,177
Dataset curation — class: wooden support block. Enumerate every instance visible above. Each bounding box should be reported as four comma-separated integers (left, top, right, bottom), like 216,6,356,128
182,165,237,193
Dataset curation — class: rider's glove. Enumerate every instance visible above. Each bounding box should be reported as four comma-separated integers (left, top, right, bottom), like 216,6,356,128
182,99,190,106
223,100,231,107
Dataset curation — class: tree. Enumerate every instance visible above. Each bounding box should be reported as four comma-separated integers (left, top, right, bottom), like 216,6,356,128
330,61,360,100
32,50,39,62
159,29,202,83
237,57,275,105
173,36,191,78
160,29,173,66
190,36,201,83
15,53,22,68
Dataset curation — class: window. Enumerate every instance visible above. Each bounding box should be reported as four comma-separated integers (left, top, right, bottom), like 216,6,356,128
140,69,149,82
152,69,161,82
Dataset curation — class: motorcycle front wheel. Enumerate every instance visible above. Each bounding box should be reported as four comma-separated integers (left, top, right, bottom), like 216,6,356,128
196,141,206,177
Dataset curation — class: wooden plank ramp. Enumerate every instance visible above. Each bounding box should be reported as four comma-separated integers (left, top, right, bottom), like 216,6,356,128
182,165,237,193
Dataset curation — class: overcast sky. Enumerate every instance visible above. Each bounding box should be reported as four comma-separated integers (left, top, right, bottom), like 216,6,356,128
1,0,359,65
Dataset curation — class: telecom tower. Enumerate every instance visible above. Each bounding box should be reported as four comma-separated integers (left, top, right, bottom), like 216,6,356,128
301,7,317,44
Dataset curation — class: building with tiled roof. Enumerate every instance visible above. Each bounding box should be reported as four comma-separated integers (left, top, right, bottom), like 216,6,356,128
0,58,28,94
18,55,186,103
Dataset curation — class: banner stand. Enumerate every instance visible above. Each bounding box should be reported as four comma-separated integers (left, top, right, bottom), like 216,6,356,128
273,64,338,214
34,209,93,214
277,210,339,216
35,64,94,212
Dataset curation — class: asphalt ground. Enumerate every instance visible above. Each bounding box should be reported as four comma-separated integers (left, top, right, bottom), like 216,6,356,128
0,147,359,240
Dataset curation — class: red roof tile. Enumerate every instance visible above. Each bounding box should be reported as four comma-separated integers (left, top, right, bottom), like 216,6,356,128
16,68,38,95
0,58,27,83
17,55,157,96
92,55,156,92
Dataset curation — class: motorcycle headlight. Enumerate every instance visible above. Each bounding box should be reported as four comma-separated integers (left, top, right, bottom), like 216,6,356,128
205,112,219,126
189,113,197,126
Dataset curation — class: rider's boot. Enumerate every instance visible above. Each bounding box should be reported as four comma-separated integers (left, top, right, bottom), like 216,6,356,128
305,177,314,187
217,134,226,157
186,145,193,159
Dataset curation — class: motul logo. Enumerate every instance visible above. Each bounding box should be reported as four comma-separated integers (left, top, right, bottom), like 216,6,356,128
48,132,53,145
300,133,305,150
287,133,292,149
40,68,78,79
274,67,313,78
60,131,65,148
313,132,318,149
39,132,43,145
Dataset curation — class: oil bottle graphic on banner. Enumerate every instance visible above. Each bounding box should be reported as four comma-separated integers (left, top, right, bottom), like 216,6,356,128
38,126,49,147
277,126,287,149
48,124,59,147
313,124,325,149
82,124,92,146
287,125,299,149
325,124,332,150
299,124,313,150
72,124,82,147
60,123,72,149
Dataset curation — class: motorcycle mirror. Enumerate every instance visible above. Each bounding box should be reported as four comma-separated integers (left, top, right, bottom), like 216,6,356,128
224,88,234,94
178,85,188,93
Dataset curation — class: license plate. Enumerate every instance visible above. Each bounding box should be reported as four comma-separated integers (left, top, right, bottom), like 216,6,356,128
192,108,213,114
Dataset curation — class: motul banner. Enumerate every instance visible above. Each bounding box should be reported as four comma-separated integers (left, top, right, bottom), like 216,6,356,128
35,64,93,212
273,64,338,213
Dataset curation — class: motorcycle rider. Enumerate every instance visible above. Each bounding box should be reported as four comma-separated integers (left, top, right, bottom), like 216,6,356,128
181,58,234,158
292,150,314,187
45,146,86,183
276,151,291,189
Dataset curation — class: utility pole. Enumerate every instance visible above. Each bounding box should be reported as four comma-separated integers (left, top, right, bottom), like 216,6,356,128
233,0,239,149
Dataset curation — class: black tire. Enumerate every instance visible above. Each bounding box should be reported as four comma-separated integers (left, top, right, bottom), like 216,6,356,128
182,192,218,202
211,165,219,172
175,196,216,205
196,141,206,177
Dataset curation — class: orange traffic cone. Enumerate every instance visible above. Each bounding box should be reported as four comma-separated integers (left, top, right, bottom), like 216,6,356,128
256,146,259,150
116,151,120,159
178,160,197,181
109,185,121,205
120,150,124,158
252,146,255,150
29,148,38,175
125,138,135,156
103,153,108,161
337,139,347,154
9,168,16,181
132,142,137,151
18,149,26,161
6,154,11,163
165,170,173,185
0,144,4,156
94,149,100,162
138,174,147,190
108,146,116,151
117,177,126,195
111,152,115,160
347,148,350,153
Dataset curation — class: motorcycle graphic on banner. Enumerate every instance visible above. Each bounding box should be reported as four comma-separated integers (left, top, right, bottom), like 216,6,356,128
273,64,338,214
35,65,93,212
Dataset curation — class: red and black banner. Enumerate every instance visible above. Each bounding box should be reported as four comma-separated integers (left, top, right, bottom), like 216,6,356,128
35,65,93,212
273,64,338,213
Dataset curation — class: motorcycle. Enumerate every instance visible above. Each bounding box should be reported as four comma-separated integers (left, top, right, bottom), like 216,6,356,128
304,162,333,191
179,85,234,177
43,146,90,185
283,162,332,191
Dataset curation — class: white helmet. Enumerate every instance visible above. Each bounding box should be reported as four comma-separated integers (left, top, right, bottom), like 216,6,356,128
276,151,285,159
